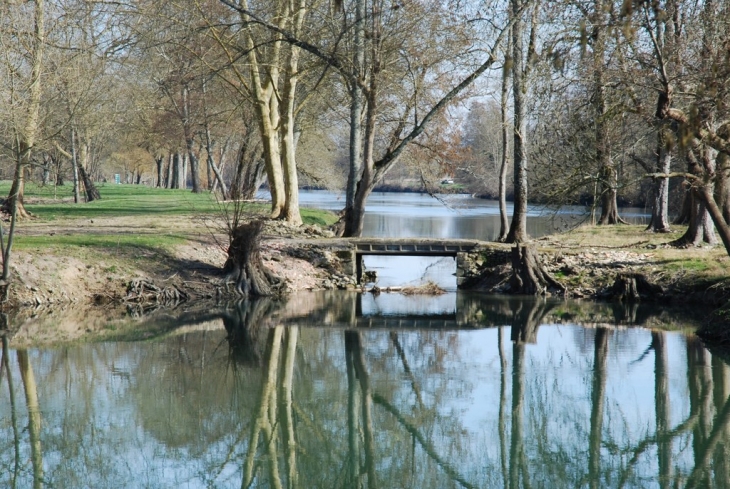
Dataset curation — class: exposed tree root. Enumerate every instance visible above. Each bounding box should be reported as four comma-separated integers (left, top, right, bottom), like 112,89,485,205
125,279,188,303
508,245,566,295
223,220,283,296
610,273,663,302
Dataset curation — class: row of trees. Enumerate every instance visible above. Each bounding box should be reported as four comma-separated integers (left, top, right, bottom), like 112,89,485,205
0,0,729,245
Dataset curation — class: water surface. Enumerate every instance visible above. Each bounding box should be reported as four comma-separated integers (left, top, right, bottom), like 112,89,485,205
1,294,727,488
2,191,724,489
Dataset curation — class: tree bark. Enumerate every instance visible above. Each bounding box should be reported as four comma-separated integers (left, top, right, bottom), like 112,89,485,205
647,125,672,232
505,0,529,243
498,36,511,242
593,0,625,226
346,0,366,212
508,244,565,295
155,156,164,188
223,220,282,296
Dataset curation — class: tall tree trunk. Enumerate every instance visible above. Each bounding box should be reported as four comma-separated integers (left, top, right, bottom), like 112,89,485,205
648,125,672,232
593,0,625,226
2,0,44,289
205,131,228,199
78,139,100,201
346,0,366,211
506,0,528,243
280,4,306,226
498,40,511,242
177,152,188,189
156,156,164,188
166,153,173,189
71,128,81,204
181,86,201,193
239,5,286,218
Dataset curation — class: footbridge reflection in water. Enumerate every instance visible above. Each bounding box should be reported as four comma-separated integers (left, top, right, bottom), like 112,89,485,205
1,292,730,488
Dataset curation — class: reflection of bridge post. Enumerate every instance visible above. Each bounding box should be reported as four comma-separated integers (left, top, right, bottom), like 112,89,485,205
653,332,672,489
588,329,608,489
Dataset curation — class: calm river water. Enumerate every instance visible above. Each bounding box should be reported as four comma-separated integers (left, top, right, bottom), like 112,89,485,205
2,192,729,489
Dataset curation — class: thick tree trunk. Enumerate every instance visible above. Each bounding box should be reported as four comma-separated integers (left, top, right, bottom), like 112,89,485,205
165,153,173,189
597,163,626,225
508,245,565,295
223,220,283,296
78,164,100,202
647,125,672,232
672,188,717,247
156,156,164,188
280,23,304,226
593,0,626,226
506,0,528,243
346,0,366,211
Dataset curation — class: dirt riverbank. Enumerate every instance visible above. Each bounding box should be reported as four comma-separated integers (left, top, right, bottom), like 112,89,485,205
3,216,730,343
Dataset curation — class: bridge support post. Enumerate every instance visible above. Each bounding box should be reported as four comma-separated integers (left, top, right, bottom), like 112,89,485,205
456,252,468,288
335,249,360,283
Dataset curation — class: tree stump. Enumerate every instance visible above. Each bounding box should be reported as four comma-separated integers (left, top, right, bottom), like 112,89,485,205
223,220,283,296
508,245,565,295
610,273,662,302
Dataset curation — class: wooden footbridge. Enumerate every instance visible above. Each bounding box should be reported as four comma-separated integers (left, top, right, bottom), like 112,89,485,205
312,237,507,286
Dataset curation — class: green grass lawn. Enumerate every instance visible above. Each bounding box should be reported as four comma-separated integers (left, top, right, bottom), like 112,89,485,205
0,181,338,225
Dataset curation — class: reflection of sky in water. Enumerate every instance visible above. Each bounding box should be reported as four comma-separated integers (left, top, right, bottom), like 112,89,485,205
1,313,723,487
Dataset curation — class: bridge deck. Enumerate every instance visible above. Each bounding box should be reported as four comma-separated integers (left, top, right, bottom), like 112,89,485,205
351,238,480,256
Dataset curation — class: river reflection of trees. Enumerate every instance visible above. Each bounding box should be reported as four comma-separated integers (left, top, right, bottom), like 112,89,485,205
2,296,730,487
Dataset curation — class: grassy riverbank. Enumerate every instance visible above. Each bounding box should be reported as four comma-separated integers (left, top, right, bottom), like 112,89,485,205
2,182,730,343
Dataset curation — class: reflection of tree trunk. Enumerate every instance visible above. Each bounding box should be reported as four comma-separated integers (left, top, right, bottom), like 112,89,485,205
223,298,278,367
686,389,730,489
242,327,283,489
687,337,712,488
509,341,526,489
345,332,363,488
653,332,672,489
498,328,509,489
373,393,477,489
18,350,43,489
280,327,298,489
3,337,21,487
711,355,730,486
390,332,424,410
350,331,377,489
588,329,608,489
510,298,555,344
